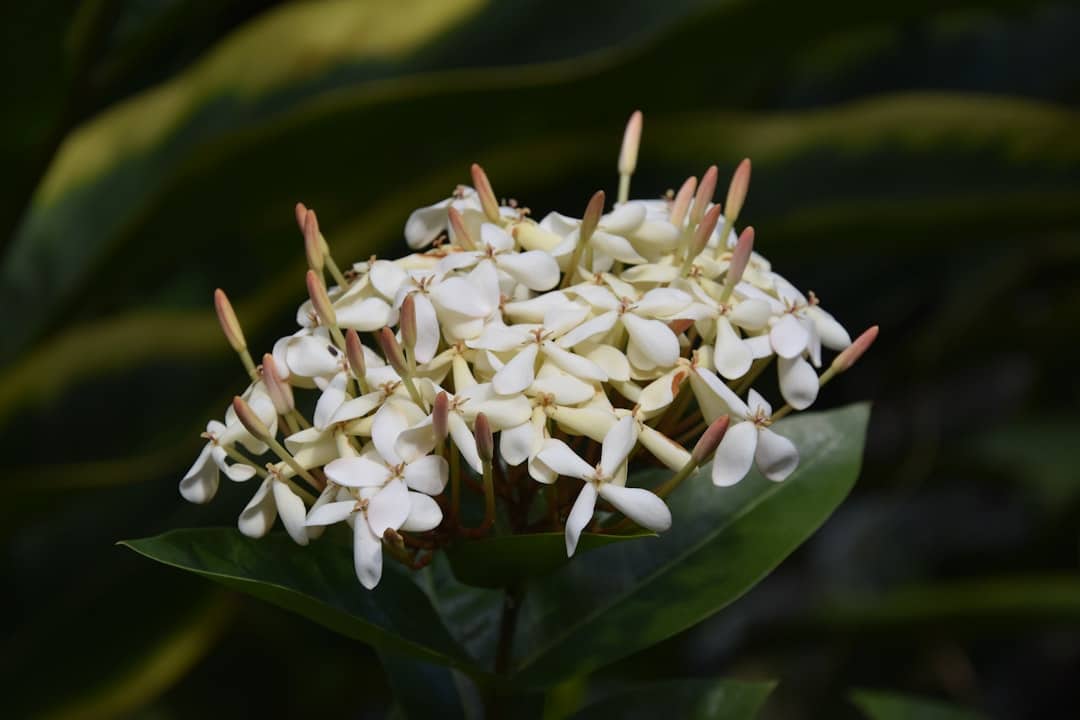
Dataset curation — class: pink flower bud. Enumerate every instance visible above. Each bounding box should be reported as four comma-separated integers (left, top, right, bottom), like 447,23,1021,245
725,159,751,222
262,354,294,414
470,163,501,223
232,396,270,440
618,110,643,176
399,294,417,352
669,176,697,227
345,329,367,379
432,391,450,442
690,204,722,258
447,206,473,249
692,415,730,464
213,289,246,352
832,325,879,372
376,327,407,375
581,190,606,244
305,270,336,326
727,226,755,287
303,210,325,273
294,202,308,234
474,412,493,463
689,165,718,226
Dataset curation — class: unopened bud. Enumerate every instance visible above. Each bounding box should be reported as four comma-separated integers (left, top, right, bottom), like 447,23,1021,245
399,294,417,351
669,176,697,227
305,270,336,326
214,289,246,352
345,329,367,379
474,412,493,463
832,325,879,373
447,206,474,250
294,202,308,233
232,396,270,440
690,204,722,258
470,163,501,223
432,392,450,442
689,165,718,227
581,190,605,244
262,354,294,414
692,415,730,464
725,159,751,222
383,528,406,550
303,211,324,273
376,327,407,375
727,226,755,286
618,110,643,176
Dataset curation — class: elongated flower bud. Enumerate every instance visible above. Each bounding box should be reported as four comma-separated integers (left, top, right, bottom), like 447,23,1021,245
689,165,718,227
262,354,294,414
474,412,494,463
691,204,722,258
618,110,643,176
470,163,501,223
214,289,246,352
832,325,879,372
305,270,336,326
727,226,755,285
692,415,730,464
725,159,751,223
432,392,450,442
669,176,697,227
400,294,417,352
581,190,605,244
376,327,407,376
447,206,474,250
303,211,324,273
294,202,308,233
345,329,367,380
232,396,270,440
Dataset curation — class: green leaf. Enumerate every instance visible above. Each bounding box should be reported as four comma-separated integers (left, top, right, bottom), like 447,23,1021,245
445,532,651,589
378,650,474,720
570,677,776,720
121,527,480,674
510,403,870,687
851,688,987,720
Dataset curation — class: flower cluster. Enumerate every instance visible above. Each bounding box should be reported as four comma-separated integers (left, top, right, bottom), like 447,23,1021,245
180,112,877,589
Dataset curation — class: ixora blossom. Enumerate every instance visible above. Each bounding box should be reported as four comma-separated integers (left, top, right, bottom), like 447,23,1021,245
179,111,878,589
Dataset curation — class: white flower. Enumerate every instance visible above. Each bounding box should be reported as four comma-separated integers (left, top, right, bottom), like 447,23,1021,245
437,223,561,292
536,416,671,556
542,203,649,272
368,261,444,363
238,470,311,546
403,186,481,249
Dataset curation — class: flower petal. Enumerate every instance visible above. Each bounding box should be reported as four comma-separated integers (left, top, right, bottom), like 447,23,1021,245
371,402,409,465
449,413,482,474
710,421,758,487
597,483,671,533
324,456,391,488
306,500,356,527
498,250,561,291
366,478,410,537
755,428,799,481
401,492,443,532
336,297,394,332
714,317,753,380
238,478,276,538
770,313,809,359
404,455,449,495
777,355,819,410
180,444,218,504
493,343,539,395
412,293,441,363
536,439,593,480
557,310,619,349
272,480,309,546
353,517,383,589
565,482,598,557
600,416,638,478
499,420,534,466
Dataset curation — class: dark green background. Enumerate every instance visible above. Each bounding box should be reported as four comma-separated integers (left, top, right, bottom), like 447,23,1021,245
2,1,1078,717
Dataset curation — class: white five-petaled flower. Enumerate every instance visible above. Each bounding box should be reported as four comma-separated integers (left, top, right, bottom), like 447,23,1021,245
437,223,561,292
536,416,672,556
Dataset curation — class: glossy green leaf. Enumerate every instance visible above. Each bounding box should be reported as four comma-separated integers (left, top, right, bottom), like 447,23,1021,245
851,689,986,720
570,677,776,720
121,527,479,674
510,403,870,687
445,532,652,589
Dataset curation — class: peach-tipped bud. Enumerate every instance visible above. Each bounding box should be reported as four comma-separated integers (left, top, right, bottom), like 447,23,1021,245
232,396,270,440
383,527,406,550
294,202,308,233
727,226,755,286
725,159,751,222
214,289,246,352
262,354,295,414
447,206,474,250
305,270,336,326
399,294,417,352
690,204,722,258
345,329,367,379
432,392,450,442
474,412,493,463
689,165,718,226
581,190,606,244
692,415,730,464
832,325,879,373
303,211,324,273
376,327,407,375
669,176,697,227
470,163,501,223
618,110,643,176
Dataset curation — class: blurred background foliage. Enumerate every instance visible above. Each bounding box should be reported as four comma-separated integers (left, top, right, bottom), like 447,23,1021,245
2,0,1079,717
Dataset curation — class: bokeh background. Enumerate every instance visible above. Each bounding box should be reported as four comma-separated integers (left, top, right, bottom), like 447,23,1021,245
3,1,1079,717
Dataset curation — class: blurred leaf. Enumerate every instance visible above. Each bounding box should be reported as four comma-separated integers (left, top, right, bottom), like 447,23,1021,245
445,532,651,589
570,677,776,720
851,688,986,720
121,528,480,674
378,650,473,720
509,403,869,687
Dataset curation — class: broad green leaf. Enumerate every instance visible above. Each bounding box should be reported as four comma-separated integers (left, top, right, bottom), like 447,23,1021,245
510,403,869,687
121,527,480,674
851,689,986,720
570,677,776,720
378,650,474,720
445,532,652,589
